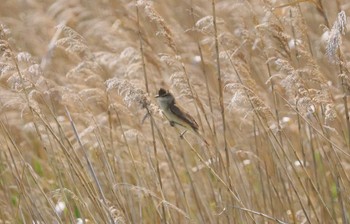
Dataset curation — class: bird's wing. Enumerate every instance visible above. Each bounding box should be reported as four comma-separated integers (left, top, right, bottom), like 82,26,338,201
170,103,199,131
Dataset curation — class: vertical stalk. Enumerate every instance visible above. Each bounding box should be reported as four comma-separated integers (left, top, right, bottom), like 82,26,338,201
212,0,229,171
135,2,167,222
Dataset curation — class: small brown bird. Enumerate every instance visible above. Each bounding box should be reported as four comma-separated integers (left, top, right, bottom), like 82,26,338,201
156,88,208,145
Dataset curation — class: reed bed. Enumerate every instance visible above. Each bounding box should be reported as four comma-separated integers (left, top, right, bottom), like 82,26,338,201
0,0,349,223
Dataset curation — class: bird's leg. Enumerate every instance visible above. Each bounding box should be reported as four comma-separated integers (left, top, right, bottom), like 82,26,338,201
169,121,188,139
180,130,187,138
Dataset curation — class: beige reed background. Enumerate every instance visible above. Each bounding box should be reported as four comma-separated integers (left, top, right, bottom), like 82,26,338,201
0,0,350,223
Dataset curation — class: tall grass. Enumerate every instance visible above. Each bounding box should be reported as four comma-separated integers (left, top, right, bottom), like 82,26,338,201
0,0,349,223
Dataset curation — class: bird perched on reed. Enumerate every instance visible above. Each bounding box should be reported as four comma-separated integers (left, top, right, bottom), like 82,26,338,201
156,88,208,145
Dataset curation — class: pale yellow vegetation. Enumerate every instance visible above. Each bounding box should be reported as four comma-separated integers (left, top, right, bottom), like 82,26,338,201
0,0,349,223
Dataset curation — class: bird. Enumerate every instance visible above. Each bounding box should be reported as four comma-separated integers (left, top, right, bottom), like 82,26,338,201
156,88,208,145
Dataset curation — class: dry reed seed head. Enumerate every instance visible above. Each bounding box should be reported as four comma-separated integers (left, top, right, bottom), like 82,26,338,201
250,96,274,123
324,103,337,123
22,121,52,146
108,205,125,224
93,51,120,72
227,89,246,113
137,0,177,52
123,129,144,143
0,59,15,79
7,73,30,92
55,25,92,60
285,7,309,38
0,26,12,55
226,83,273,123
28,64,42,77
61,90,85,110
120,47,141,62
221,52,261,97
275,52,335,117
296,95,315,116
159,54,182,69
256,16,292,59
57,24,86,44
312,87,332,104
326,11,347,63
0,40,12,58
0,24,11,37
195,16,216,34
105,79,152,111
158,53,193,98
78,88,106,107
338,73,350,95
218,32,242,48
107,102,130,115
1,49,43,92
193,16,225,35
275,58,297,78
65,61,105,87
94,47,142,79
27,89,42,113
16,52,32,63
0,91,24,112
297,49,328,84
111,47,143,80
169,71,192,96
